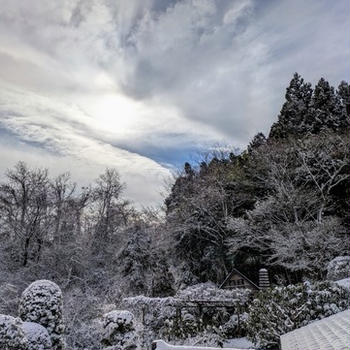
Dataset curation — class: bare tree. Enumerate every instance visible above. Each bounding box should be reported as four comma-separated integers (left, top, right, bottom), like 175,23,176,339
296,133,350,222
0,162,51,266
50,173,76,244
91,168,128,243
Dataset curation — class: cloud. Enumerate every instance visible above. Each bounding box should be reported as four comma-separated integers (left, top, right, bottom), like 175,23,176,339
0,84,172,207
0,0,348,205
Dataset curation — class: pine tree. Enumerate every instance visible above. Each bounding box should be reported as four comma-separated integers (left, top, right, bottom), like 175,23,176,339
309,77,341,132
247,132,266,153
337,81,350,130
269,73,313,139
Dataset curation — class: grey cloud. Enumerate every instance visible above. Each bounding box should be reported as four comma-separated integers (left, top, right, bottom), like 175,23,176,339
115,0,349,139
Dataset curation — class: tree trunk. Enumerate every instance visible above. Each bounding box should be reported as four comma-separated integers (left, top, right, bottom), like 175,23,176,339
23,236,30,266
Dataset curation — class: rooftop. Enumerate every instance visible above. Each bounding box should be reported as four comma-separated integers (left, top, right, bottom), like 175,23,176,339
280,309,350,350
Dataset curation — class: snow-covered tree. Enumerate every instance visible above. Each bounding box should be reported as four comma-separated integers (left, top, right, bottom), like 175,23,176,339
0,162,51,266
92,168,129,242
118,224,174,297
50,173,76,244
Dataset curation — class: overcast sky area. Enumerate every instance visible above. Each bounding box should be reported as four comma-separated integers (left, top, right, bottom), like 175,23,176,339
0,0,349,206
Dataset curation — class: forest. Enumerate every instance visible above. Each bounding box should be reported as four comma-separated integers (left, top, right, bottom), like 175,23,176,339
0,73,349,349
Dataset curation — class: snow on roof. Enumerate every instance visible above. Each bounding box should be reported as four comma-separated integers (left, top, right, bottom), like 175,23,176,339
280,309,350,350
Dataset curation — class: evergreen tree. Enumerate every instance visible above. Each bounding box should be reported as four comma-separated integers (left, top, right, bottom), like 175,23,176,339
269,73,313,139
247,132,266,153
309,77,341,132
337,81,350,129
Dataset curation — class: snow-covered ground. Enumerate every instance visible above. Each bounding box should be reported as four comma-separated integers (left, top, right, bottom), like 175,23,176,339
223,337,254,349
153,339,254,350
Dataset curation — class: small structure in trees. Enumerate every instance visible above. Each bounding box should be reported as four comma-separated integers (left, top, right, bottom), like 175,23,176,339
258,268,270,289
219,268,260,291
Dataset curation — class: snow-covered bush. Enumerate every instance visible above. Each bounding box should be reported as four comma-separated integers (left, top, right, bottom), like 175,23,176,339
101,310,139,350
326,256,350,281
221,312,249,338
0,314,27,350
21,322,52,350
122,296,176,348
246,281,350,349
19,280,65,350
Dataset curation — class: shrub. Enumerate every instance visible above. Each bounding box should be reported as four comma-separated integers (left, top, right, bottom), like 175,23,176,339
326,256,350,281
21,322,52,350
0,314,27,350
246,281,349,349
19,280,65,350
101,310,138,349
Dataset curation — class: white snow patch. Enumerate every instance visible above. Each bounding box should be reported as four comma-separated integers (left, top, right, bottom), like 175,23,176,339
223,337,255,349
153,339,252,350
21,322,52,350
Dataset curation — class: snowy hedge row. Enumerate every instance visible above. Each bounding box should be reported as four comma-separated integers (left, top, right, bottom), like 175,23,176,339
121,283,252,348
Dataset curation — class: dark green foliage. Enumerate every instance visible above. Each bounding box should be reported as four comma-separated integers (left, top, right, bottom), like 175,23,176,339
269,73,349,139
269,73,313,138
247,132,267,153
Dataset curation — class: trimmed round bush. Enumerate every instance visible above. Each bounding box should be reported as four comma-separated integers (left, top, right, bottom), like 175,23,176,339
0,314,27,350
22,322,52,350
19,280,65,350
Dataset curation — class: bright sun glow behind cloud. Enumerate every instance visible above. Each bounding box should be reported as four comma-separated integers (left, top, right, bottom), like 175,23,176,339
86,93,148,132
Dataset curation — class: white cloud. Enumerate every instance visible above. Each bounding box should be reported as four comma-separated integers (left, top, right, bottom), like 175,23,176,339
0,0,348,205
0,84,172,207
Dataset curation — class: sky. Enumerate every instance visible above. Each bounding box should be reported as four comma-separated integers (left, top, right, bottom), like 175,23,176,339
0,0,349,207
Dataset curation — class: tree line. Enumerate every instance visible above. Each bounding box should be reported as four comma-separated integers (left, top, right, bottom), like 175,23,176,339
1,73,349,288
0,73,349,349
165,73,350,285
